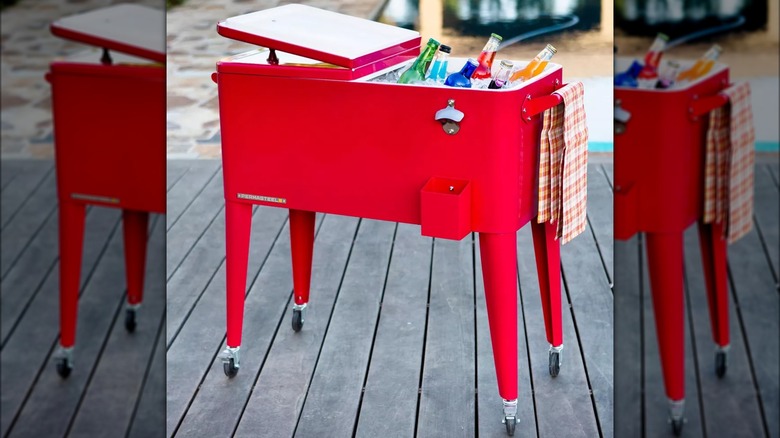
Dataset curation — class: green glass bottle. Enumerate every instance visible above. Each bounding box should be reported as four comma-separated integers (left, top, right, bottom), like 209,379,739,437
398,38,441,84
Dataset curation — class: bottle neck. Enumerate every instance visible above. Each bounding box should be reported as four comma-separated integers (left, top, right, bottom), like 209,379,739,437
482,37,501,54
538,48,555,62
702,46,721,61
412,42,439,71
460,61,478,78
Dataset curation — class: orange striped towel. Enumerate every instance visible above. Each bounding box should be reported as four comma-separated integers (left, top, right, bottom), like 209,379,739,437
537,81,588,244
703,82,755,243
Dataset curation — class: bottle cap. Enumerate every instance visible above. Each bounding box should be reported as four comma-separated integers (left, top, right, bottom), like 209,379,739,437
712,44,722,53
490,33,503,41
439,44,452,53
657,33,669,41
500,60,514,69
466,58,478,66
545,44,558,54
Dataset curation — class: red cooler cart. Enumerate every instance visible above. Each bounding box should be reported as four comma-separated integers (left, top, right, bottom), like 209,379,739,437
47,4,165,378
614,57,733,434
214,5,574,434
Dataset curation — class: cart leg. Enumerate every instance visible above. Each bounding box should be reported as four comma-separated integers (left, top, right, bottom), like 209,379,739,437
56,200,86,378
289,209,315,332
531,220,564,377
697,221,730,378
221,200,252,377
478,232,519,436
122,209,149,333
646,231,686,434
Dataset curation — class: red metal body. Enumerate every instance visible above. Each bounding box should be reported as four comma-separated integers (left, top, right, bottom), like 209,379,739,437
614,58,731,404
215,8,569,406
48,6,165,353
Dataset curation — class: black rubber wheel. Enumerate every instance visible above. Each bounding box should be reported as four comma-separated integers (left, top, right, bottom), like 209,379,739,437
125,309,137,333
56,358,72,379
504,416,516,436
671,417,684,436
223,358,238,378
715,351,727,378
549,351,560,377
292,309,304,332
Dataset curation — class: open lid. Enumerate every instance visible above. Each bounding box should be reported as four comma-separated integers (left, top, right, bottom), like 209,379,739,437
217,4,420,70
51,4,165,63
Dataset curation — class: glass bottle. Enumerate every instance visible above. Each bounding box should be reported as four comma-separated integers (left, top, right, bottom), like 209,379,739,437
636,33,668,89
676,44,721,83
471,33,503,80
398,38,441,84
509,44,557,83
656,60,681,89
488,60,514,89
614,60,643,87
427,44,452,84
444,58,478,88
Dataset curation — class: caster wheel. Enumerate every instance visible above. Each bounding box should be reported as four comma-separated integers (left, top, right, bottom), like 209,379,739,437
125,309,137,333
292,309,304,332
715,351,727,378
56,358,72,379
549,351,561,377
504,416,516,436
223,358,238,378
671,417,684,436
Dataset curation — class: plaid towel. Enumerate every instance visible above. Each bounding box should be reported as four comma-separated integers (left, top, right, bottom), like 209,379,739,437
537,81,588,244
703,82,755,243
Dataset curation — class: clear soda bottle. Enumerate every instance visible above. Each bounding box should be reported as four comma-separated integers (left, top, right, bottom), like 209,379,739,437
488,60,514,89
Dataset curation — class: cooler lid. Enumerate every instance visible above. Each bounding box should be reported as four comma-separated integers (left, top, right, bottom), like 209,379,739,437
217,4,420,70
51,4,165,63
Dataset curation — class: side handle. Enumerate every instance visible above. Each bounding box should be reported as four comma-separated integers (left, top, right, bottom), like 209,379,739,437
521,92,563,122
689,93,729,120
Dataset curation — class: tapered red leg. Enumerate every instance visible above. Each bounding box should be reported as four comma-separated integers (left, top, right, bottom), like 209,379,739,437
531,220,563,348
646,232,686,404
479,232,518,402
225,201,252,349
122,210,149,306
289,209,315,332
697,221,729,347
58,200,86,349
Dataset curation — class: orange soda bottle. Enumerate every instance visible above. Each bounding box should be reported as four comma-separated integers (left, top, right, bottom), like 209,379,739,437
509,44,557,83
676,44,722,82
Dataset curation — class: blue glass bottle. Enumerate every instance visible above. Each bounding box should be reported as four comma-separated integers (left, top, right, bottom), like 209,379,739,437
614,60,643,87
444,58,478,88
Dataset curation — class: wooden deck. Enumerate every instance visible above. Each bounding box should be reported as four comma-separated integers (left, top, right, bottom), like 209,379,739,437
0,159,166,438
164,159,615,438
614,158,780,438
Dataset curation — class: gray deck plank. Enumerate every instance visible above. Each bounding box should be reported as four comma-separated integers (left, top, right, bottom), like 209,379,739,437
1,170,57,279
294,219,396,438
127,319,167,438
165,169,225,278
560,220,614,437
475,232,538,437
727,221,779,437
755,164,779,281
0,160,53,229
641,234,705,438
164,205,289,436
601,163,614,188
165,160,220,232
0,207,120,437
353,224,432,438
6,214,148,437
516,226,600,438
416,236,476,438
613,236,643,436
165,160,191,192
683,226,765,437
233,215,360,438
587,165,614,285
67,216,166,437
174,213,326,437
